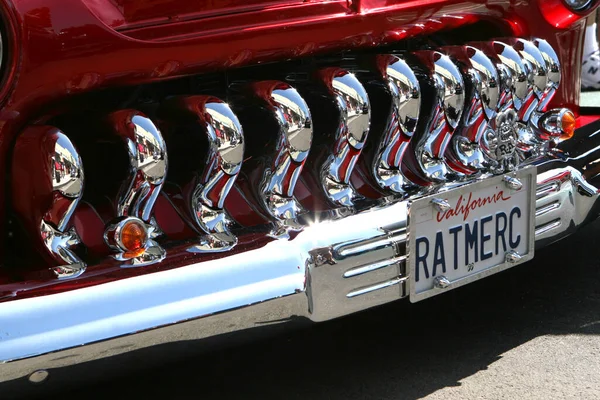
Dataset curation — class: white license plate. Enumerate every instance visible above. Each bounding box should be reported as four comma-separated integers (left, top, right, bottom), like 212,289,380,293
408,167,536,302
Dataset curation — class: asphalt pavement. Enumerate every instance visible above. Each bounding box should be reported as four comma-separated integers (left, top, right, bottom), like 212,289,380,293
18,93,600,400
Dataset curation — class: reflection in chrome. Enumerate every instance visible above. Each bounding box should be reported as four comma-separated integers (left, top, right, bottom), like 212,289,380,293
505,39,545,155
43,132,86,278
183,96,245,252
104,110,167,265
506,38,549,153
372,55,421,193
413,51,465,182
318,68,371,206
444,46,499,175
533,38,560,102
250,81,312,235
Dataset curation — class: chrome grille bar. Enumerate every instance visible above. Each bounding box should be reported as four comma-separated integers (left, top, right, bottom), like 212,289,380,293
411,50,465,182
316,67,371,206
248,81,313,236
160,95,245,252
103,110,167,265
11,126,86,279
371,54,421,193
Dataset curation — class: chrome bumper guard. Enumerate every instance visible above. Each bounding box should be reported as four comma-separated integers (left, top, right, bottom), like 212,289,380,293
3,120,600,390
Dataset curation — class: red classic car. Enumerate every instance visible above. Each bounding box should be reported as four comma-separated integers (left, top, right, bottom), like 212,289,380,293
1,0,599,393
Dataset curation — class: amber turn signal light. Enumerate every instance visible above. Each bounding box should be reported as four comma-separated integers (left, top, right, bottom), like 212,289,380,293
120,219,148,252
104,216,150,256
537,108,576,141
560,110,576,140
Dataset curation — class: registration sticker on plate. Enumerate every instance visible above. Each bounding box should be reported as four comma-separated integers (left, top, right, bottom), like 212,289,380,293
408,167,536,302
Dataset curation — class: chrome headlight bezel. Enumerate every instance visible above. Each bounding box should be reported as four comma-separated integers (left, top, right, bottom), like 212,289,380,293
562,0,594,11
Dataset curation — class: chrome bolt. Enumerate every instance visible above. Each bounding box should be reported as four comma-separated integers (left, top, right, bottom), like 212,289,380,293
28,370,49,384
505,250,523,264
433,275,451,289
431,198,451,212
503,176,523,190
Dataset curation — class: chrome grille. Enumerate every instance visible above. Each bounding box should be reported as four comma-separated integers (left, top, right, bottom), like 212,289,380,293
8,36,572,277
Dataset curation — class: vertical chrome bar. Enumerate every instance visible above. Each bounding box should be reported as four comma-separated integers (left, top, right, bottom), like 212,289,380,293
316,68,371,206
533,37,560,112
159,96,244,252
474,40,533,170
443,45,500,176
372,55,421,193
179,96,244,252
11,126,86,279
248,81,312,235
411,51,465,182
104,110,167,265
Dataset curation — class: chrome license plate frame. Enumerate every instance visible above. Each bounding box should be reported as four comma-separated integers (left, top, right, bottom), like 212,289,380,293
408,167,536,303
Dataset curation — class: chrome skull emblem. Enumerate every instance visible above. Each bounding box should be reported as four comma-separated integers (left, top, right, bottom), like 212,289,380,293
482,108,519,174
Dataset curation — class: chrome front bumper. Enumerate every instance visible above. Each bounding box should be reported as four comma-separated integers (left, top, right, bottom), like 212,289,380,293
3,121,600,392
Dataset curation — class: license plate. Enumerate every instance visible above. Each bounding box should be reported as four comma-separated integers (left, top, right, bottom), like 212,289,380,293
408,167,536,302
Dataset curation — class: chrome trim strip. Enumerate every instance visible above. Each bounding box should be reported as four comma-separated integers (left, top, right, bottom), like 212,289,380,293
535,219,561,236
533,167,599,242
535,201,560,217
536,182,560,199
346,276,406,298
343,255,406,278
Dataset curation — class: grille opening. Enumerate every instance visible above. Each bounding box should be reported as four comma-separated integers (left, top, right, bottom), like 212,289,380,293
3,20,511,280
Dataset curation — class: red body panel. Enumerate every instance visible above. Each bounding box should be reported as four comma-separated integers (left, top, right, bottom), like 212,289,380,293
0,0,594,299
